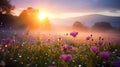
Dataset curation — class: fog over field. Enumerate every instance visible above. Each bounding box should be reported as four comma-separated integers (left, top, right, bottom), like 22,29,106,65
1,0,120,67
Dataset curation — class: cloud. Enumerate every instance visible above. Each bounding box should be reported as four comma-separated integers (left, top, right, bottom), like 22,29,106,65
31,0,120,13
92,0,120,11
11,0,120,14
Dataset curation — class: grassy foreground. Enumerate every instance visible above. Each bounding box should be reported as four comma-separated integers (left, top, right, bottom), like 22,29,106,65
0,31,120,67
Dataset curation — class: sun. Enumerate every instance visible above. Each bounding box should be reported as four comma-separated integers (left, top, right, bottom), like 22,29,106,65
38,12,48,20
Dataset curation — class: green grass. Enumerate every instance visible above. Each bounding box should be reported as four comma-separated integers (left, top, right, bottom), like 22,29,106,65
0,32,120,67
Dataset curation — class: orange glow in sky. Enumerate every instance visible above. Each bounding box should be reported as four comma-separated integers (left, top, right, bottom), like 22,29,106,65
11,0,120,20
38,12,48,20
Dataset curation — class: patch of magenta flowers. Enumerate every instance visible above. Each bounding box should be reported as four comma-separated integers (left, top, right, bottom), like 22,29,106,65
61,44,76,51
0,31,119,67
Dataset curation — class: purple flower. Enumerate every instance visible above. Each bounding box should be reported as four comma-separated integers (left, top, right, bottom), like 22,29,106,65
61,44,76,51
90,46,99,53
86,36,91,40
61,44,68,51
6,38,15,44
60,54,72,62
68,46,76,51
70,32,78,37
2,39,5,41
99,51,112,60
1,38,15,45
113,59,120,67
98,41,103,45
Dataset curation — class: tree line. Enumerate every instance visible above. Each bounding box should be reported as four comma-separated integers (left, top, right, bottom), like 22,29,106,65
0,0,51,30
72,21,119,32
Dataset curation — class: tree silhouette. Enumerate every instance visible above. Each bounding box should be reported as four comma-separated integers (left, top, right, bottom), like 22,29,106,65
19,7,39,25
0,0,16,29
19,7,51,30
72,21,88,31
92,22,114,30
0,0,14,14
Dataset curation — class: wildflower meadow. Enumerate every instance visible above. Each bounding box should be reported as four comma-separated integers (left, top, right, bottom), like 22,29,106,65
0,31,120,67
0,0,120,67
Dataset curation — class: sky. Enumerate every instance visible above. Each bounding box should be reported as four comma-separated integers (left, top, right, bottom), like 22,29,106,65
11,0,120,19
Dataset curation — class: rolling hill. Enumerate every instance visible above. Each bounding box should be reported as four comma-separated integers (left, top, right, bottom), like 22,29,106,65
51,14,120,28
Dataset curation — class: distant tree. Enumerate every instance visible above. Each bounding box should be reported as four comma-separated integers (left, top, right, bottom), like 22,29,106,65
0,0,14,14
19,7,51,30
19,7,39,25
72,21,88,31
92,22,114,30
0,14,17,30
0,0,16,29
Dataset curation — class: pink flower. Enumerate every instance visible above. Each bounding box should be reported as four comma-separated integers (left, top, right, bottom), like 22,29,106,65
70,32,78,37
61,44,68,51
90,46,99,53
68,46,76,51
60,54,72,62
